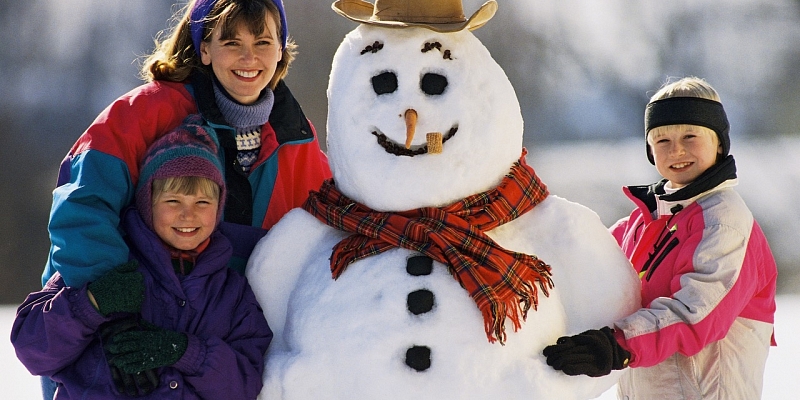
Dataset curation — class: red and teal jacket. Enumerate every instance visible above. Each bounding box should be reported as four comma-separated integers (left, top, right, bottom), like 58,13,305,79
609,157,777,398
44,72,331,287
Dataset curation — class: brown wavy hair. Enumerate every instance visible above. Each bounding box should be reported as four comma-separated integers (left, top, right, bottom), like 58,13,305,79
140,0,296,89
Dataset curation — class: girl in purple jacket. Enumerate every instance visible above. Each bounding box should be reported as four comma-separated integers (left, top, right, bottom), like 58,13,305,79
543,77,777,399
13,116,272,399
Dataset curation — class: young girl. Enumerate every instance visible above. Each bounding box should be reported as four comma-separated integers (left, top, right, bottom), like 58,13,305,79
14,116,272,399
44,0,330,289
543,77,777,399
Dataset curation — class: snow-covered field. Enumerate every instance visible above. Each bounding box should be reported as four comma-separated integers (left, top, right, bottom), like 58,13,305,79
3,295,797,399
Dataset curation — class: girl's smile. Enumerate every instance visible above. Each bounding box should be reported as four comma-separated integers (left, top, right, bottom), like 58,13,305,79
152,190,218,251
648,124,722,188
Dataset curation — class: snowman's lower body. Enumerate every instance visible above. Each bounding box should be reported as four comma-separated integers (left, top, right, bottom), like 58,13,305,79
258,247,620,400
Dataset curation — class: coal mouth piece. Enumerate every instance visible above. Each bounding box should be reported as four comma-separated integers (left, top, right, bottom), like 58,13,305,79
371,126,458,157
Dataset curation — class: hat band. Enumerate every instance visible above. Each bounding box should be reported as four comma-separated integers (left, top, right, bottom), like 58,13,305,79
190,0,289,57
644,97,729,137
191,0,217,57
371,14,466,24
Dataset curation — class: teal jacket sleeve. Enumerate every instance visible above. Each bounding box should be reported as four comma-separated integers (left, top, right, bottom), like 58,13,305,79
44,150,134,287
42,81,197,287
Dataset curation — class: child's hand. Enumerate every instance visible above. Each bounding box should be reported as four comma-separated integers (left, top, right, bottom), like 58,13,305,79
105,326,188,374
87,260,144,316
109,364,159,396
99,316,160,395
542,327,630,377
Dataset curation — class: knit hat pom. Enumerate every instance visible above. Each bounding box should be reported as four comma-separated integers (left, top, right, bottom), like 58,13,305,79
135,115,226,230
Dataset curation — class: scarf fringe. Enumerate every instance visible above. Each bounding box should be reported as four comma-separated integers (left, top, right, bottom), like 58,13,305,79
480,256,553,344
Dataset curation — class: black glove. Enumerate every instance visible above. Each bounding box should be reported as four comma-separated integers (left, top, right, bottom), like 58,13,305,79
99,315,160,396
88,260,144,316
105,322,188,375
542,326,630,377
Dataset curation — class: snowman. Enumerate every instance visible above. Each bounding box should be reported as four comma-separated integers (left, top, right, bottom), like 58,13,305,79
246,0,641,398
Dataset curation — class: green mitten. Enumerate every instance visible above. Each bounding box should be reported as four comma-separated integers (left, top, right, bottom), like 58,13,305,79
88,260,144,316
99,316,160,395
106,327,188,374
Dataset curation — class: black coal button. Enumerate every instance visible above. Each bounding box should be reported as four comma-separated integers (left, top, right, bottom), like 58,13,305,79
405,345,431,371
407,289,435,315
406,256,433,276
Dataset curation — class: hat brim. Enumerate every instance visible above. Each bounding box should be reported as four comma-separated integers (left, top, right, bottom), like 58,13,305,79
331,0,497,32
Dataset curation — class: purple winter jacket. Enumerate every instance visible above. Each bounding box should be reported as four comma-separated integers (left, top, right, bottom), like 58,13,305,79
12,208,272,399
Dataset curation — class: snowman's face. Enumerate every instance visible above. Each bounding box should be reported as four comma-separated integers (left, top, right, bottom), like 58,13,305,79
326,25,523,211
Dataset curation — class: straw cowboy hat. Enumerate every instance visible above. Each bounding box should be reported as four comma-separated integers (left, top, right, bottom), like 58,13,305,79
331,0,498,32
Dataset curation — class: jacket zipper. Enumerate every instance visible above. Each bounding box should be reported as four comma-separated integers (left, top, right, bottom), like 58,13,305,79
644,237,679,281
639,217,680,281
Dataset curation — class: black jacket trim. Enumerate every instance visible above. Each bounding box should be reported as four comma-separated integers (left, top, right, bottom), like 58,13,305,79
627,155,738,214
186,70,315,225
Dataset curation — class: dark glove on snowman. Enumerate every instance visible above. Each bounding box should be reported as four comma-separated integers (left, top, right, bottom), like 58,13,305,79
542,326,630,377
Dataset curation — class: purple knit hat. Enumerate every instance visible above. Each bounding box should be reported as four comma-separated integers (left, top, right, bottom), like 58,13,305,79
190,0,289,56
135,114,226,230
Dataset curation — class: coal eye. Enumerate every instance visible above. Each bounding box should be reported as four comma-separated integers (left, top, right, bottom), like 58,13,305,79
372,71,398,95
421,73,447,96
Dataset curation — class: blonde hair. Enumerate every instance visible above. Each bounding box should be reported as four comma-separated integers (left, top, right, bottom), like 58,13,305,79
647,124,717,143
140,0,296,89
152,176,221,205
650,76,721,102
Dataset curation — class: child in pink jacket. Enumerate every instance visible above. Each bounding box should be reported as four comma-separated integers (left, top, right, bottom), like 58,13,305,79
543,77,777,399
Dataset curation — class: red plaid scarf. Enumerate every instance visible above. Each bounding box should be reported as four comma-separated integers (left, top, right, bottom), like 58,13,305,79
302,151,553,344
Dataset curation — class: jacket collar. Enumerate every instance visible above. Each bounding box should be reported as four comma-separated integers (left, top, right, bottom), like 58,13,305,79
188,69,314,145
121,207,233,283
626,155,738,217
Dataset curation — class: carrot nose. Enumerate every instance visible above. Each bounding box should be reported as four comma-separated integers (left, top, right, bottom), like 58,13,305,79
404,109,418,149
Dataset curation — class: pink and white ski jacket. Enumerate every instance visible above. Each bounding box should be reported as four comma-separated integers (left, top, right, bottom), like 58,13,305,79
609,158,777,399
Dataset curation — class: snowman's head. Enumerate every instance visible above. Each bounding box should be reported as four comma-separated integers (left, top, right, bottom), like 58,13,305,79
326,23,524,211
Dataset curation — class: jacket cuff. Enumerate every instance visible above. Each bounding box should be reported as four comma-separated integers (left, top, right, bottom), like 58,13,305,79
172,333,206,375
67,285,109,329
613,327,635,367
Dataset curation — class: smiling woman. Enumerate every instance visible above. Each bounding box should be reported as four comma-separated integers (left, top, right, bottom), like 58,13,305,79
198,7,284,104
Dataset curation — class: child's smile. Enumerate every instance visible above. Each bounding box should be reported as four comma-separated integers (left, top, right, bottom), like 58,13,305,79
648,124,721,188
153,190,218,251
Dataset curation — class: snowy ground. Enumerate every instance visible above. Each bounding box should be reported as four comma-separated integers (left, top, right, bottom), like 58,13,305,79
2,295,797,399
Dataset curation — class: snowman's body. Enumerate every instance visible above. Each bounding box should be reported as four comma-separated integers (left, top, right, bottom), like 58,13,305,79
247,23,640,400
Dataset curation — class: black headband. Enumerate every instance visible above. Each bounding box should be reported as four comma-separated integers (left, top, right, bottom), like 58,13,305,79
643,96,730,165
644,96,728,136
